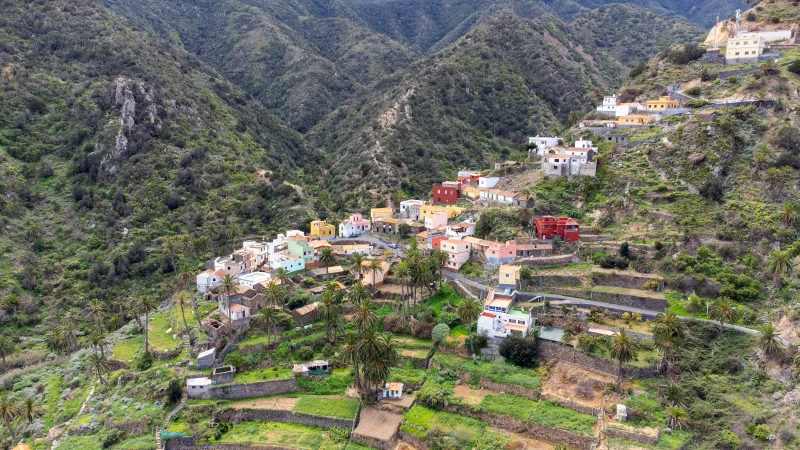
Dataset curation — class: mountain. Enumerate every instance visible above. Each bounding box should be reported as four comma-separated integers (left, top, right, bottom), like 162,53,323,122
310,12,624,208
0,0,318,328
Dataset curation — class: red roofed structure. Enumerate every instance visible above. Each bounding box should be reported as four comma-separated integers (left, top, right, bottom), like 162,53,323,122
535,216,580,243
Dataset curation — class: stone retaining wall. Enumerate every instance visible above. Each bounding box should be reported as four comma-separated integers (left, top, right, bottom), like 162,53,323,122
538,341,656,381
215,408,355,429
439,403,598,449
539,394,599,416
539,287,666,311
430,363,542,401
352,432,398,450
604,424,660,445
209,378,299,399
527,274,583,288
104,417,151,436
590,270,663,291
516,254,575,267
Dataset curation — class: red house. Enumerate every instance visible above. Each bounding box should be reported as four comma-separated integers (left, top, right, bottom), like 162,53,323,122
457,172,481,185
535,216,580,243
432,185,459,204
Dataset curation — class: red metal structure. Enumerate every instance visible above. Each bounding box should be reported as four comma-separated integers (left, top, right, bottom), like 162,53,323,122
535,216,580,243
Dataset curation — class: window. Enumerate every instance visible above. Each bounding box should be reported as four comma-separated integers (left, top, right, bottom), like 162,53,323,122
735,41,740,45
735,52,739,55
744,41,748,45
744,51,749,55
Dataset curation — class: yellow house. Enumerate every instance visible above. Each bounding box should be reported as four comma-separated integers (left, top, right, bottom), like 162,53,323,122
370,207,394,220
310,221,336,240
725,36,764,64
460,185,481,200
499,265,521,286
646,96,678,112
419,205,465,220
617,114,653,127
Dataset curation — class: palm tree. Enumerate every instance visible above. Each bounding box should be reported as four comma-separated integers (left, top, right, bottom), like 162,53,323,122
318,247,336,278
666,406,689,430
709,298,739,337
348,281,370,306
325,315,347,346
221,274,238,328
22,397,42,424
353,299,378,334
0,393,19,441
87,353,112,384
0,336,15,370
265,282,287,310
431,250,448,287
162,237,180,272
766,250,791,287
45,328,67,355
85,331,109,357
394,262,411,327
610,328,638,393
457,298,482,354
756,323,783,358
358,330,384,396
258,307,276,347
781,201,800,229
274,268,291,289
86,298,105,332
137,296,159,355
368,259,384,285
60,318,78,352
176,291,191,332
203,224,219,255
177,264,196,291
227,222,240,253
652,312,685,370
351,253,365,280
341,332,362,394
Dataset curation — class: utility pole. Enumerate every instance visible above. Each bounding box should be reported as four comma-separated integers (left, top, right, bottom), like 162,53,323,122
713,15,720,48
734,9,741,38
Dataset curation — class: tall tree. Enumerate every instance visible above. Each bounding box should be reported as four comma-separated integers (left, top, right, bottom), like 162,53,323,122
87,353,112,384
221,274,238,329
457,298,482,354
274,268,291,288
227,222,240,254
651,312,685,371
265,282,287,310
353,299,378,333
137,296,159,355
162,237,180,272
709,298,739,337
756,323,783,359
341,332,361,395
351,253,365,280
348,281,370,306
176,291,191,332
0,393,19,441
177,264,196,291
22,397,42,424
394,262,411,327
258,308,276,347
368,259,384,285
610,328,638,393
780,201,800,228
85,331,109,357
431,250,448,287
86,298,105,332
318,247,336,277
766,250,791,287
0,336,15,370
425,323,450,368
666,406,689,430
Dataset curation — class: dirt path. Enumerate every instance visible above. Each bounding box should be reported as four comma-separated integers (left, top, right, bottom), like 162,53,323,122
49,384,95,449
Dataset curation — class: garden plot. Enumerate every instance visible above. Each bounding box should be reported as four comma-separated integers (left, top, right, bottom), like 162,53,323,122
541,361,620,410
453,385,501,405
354,406,404,441
230,396,299,411
229,395,359,420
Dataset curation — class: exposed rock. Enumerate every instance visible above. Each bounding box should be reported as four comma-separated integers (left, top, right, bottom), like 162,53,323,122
689,152,706,164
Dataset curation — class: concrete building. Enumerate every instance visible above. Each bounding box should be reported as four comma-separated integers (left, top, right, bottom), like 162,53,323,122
446,221,476,239
196,348,216,369
440,239,471,271
400,200,426,219
288,236,315,268
432,185,459,205
339,213,371,238
371,208,394,220
197,268,224,293
725,36,764,64
424,211,448,231
478,177,500,189
187,377,213,399
477,286,531,339
382,382,404,399
535,216,580,243
528,136,560,155
310,221,336,240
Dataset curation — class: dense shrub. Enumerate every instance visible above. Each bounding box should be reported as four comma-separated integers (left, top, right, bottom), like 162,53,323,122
499,334,538,368
599,255,629,270
296,346,314,361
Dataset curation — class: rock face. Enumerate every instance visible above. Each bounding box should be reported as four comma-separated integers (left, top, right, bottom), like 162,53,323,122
103,77,161,174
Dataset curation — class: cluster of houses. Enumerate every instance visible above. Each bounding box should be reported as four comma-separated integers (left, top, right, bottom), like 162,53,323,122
428,169,535,208
477,265,533,338
594,94,689,123
529,136,599,178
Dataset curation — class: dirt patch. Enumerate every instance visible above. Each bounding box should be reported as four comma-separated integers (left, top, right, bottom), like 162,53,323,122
378,284,404,295
494,428,559,450
453,385,500,405
541,361,619,410
229,396,299,411
401,350,424,358
394,443,418,450
354,406,403,441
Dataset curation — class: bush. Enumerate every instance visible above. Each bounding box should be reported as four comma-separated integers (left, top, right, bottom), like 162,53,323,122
668,43,705,64
619,242,630,258
470,334,488,350
166,378,183,405
499,334,538,368
296,346,314,361
327,426,351,443
629,62,646,78
599,255,629,270
718,429,741,449
752,424,772,441
642,281,660,291
685,86,703,96
134,352,153,371
746,12,756,21
789,59,800,75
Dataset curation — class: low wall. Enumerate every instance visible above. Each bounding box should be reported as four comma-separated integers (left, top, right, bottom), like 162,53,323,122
104,417,151,436
516,254,575,267
398,429,428,450
430,363,541,401
209,378,299,400
216,408,354,429
168,443,301,450
604,424,660,445
590,270,662,290
439,403,598,449
538,341,656,381
527,274,583,288
539,394,599,416
352,432,397,450
537,287,666,311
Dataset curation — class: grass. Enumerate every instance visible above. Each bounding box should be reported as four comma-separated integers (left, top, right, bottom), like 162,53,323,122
57,436,103,450
293,396,359,419
148,311,181,352
433,353,541,390
296,368,353,395
389,363,427,385
609,429,693,450
401,405,486,446
112,435,158,450
479,394,597,436
424,284,464,315
113,336,143,362
234,366,293,384
214,421,349,449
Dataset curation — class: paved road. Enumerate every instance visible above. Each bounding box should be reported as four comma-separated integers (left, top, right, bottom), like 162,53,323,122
443,271,793,346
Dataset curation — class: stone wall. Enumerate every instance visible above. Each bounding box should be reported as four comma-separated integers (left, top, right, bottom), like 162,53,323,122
527,274,583,288
215,408,355,429
104,417,151,436
167,443,300,450
588,289,666,311
539,394,600,416
439,403,598,450
538,341,656,381
516,254,575,267
430,363,542,401
352,432,398,450
604,424,660,445
209,378,299,400
397,429,428,450
590,270,663,291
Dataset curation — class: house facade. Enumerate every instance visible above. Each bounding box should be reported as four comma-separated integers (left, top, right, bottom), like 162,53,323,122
432,185,459,204
617,115,653,128
339,214,371,237
440,239,471,271
535,216,580,242
477,287,531,339
424,211,448,231
541,153,581,177
528,136,560,155
382,382,404,399
310,221,336,240
460,185,481,200
457,171,482,185
478,177,500,189
485,241,517,266
269,253,305,272
370,208,394,220
288,237,315,267
400,200,426,219
197,268,224,293
238,271,272,289
243,241,269,268
187,377,213,399
725,36,764,64
446,222,476,239
596,95,618,114
646,96,678,113
419,205,464,220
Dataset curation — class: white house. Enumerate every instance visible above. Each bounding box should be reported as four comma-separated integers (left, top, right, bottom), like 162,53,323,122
596,95,617,114
186,377,213,399
219,302,251,321
196,268,224,293
399,200,426,218
541,152,596,177
478,177,500,189
267,234,287,255
479,189,516,205
238,271,271,289
382,382,404,399
286,230,305,238
446,221,476,239
615,102,645,117
269,253,305,273
574,139,598,152
476,286,531,339
243,241,269,267
563,148,594,165
339,214,371,238
528,136,560,155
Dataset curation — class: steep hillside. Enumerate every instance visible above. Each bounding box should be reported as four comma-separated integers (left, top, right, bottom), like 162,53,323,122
311,12,624,209
101,0,418,132
0,0,317,333
572,4,704,67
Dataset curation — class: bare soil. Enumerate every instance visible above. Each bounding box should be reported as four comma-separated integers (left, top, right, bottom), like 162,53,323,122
229,396,299,410
394,443,418,450
354,406,404,441
453,385,501,405
377,284,404,295
541,361,620,410
495,428,560,450
401,350,424,358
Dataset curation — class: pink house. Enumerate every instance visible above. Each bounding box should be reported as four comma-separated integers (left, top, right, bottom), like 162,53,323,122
424,211,448,231
485,241,517,265
339,214,371,237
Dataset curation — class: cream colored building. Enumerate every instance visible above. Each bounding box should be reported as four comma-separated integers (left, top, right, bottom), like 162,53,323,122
725,36,764,65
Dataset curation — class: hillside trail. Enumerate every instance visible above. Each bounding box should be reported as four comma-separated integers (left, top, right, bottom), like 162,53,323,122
49,383,95,449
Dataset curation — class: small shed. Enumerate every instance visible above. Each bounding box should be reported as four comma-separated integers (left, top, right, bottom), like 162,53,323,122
616,404,628,422
196,348,216,369
293,360,329,377
382,382,404,399
212,365,236,384
187,377,213,399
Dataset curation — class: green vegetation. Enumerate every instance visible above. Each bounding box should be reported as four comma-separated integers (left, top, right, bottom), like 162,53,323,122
479,394,597,436
212,421,349,449
293,396,359,420
147,312,181,352
433,354,541,390
401,405,487,447
233,366,293,384
113,336,143,362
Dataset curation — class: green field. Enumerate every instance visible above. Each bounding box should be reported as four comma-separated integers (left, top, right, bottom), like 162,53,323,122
113,336,143,362
293,396,359,420
433,353,541,390
215,421,350,449
401,405,486,447
148,312,182,351
234,366,293,384
479,394,597,436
